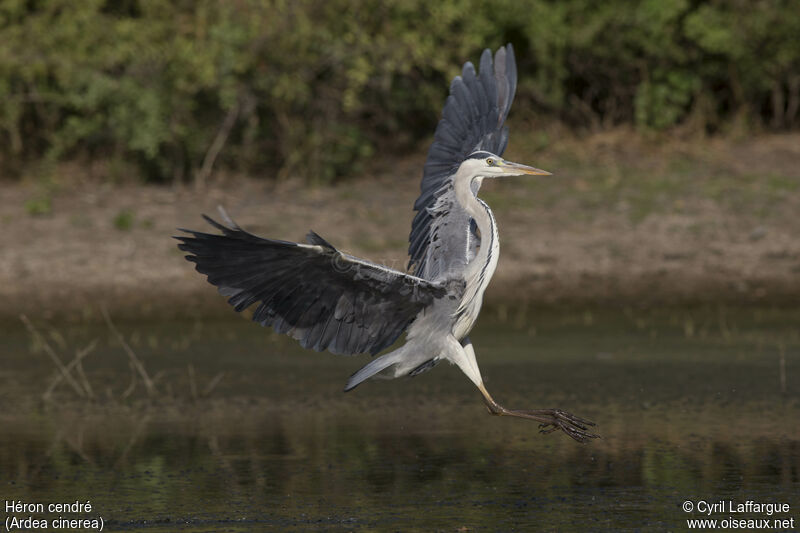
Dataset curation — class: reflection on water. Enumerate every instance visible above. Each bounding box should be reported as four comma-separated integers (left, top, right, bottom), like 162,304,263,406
1,307,798,531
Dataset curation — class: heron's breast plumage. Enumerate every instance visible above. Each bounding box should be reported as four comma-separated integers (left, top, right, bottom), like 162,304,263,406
452,197,500,340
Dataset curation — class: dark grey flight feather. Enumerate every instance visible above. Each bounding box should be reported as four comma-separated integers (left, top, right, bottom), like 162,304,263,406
175,216,447,356
408,44,517,278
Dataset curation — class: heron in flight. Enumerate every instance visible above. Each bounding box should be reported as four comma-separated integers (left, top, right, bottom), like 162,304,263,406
177,44,598,442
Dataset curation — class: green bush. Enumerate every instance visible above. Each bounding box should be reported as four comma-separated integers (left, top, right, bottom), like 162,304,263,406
0,0,798,183
113,208,135,231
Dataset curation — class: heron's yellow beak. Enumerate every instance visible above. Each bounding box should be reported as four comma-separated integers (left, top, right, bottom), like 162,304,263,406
500,159,551,176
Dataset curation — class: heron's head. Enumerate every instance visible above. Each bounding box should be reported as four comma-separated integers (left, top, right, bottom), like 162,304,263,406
463,151,551,179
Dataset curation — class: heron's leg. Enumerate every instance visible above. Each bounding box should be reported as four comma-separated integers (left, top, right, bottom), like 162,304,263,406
458,338,599,443
476,382,598,442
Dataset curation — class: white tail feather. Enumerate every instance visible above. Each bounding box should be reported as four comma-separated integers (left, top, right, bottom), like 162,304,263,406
344,349,405,391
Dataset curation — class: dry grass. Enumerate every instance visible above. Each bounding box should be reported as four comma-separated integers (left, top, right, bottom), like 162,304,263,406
19,311,224,403
1,130,799,320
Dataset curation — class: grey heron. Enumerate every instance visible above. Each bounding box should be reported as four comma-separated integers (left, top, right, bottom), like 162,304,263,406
177,44,598,442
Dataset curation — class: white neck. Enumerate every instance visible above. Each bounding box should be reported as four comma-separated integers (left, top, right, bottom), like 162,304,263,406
453,166,500,318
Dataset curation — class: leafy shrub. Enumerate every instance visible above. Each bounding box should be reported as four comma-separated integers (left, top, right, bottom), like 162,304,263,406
113,208,135,231
0,0,798,182
24,195,52,216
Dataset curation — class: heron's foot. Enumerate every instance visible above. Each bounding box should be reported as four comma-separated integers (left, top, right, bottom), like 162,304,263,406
484,400,599,442
525,409,599,443
479,385,599,442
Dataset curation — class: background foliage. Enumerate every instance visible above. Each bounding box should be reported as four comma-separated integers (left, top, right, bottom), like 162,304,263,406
1,0,798,182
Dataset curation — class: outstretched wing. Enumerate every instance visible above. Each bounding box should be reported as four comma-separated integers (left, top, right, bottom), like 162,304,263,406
176,216,447,356
408,44,517,279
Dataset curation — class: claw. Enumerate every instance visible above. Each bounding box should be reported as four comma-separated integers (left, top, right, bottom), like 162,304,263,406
538,424,559,435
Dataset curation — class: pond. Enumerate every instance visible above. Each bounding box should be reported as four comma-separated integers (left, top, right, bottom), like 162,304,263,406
1,306,798,531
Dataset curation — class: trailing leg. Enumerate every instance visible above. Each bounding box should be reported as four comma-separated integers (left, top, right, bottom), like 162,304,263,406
455,337,599,443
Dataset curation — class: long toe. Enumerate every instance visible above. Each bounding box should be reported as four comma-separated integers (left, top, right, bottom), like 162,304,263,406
481,397,600,442
522,409,600,443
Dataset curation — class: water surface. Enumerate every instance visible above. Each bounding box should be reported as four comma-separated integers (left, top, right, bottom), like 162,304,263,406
2,307,798,531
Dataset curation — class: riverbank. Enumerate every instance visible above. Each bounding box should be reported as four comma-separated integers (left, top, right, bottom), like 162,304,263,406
2,130,799,321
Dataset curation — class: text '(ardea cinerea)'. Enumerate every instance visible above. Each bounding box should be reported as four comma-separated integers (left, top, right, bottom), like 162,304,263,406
176,44,598,442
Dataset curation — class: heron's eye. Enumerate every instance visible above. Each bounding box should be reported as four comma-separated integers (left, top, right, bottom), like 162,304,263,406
486,158,495,166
